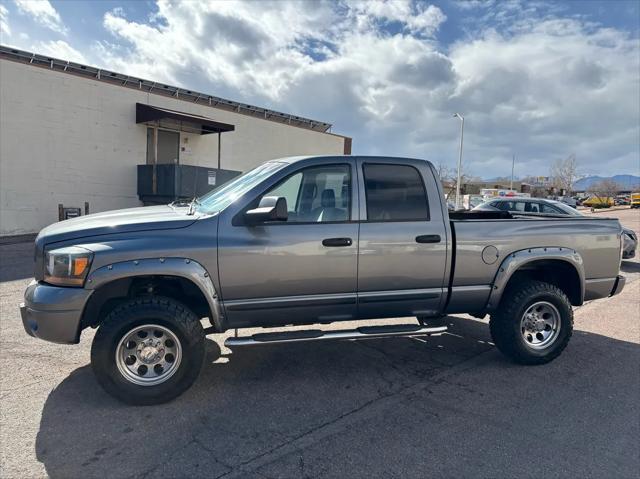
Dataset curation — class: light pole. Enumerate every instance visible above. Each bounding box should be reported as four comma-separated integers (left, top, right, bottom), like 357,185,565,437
453,113,464,210
510,154,515,191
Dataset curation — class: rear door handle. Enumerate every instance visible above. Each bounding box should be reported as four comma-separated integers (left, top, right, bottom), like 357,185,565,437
322,237,353,247
415,234,441,244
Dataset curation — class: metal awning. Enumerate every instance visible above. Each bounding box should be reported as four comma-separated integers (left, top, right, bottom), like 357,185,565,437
136,103,235,135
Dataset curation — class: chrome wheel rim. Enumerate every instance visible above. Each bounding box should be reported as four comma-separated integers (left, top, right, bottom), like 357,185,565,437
520,301,561,350
115,324,182,386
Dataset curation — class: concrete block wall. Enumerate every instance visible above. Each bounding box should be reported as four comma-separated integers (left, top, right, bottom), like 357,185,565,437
0,59,348,235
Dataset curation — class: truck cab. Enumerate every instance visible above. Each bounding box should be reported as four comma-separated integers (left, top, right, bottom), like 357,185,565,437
214,156,449,328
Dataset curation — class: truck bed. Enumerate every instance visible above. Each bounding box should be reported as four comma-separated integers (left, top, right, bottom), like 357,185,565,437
445,214,623,314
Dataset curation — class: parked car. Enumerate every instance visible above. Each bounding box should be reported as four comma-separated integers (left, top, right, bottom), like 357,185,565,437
582,195,614,208
474,197,571,215
557,196,577,208
474,197,637,259
21,156,626,405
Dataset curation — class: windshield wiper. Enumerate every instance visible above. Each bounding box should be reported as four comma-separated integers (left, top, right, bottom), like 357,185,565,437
187,197,201,216
169,198,191,207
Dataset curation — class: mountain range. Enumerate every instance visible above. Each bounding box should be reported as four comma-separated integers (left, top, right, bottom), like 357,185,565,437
482,174,640,190
573,175,640,191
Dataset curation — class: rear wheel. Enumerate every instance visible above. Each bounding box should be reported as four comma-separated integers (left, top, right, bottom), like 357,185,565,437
490,280,573,365
91,296,205,405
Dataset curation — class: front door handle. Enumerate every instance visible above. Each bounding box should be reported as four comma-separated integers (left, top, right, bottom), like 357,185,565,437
322,237,353,247
416,234,441,244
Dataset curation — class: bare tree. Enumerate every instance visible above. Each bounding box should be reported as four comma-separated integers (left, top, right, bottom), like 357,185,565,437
436,162,452,182
436,161,471,200
551,154,578,195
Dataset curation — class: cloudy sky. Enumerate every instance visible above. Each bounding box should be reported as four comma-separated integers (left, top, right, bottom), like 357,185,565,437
1,0,639,178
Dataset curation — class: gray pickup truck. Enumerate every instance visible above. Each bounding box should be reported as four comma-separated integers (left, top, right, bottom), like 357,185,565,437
21,156,626,405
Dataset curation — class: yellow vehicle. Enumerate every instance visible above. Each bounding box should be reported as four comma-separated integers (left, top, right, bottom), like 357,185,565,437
582,195,614,208
631,193,640,209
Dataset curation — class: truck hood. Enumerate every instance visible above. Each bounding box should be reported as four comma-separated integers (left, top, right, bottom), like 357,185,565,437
36,205,198,246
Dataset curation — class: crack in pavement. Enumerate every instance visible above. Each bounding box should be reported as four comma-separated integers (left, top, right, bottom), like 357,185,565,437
133,437,233,479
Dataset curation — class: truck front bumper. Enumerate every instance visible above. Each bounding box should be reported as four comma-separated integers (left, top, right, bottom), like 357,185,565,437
20,280,93,344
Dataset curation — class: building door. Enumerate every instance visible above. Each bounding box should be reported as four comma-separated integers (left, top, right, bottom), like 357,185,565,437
146,127,180,165
157,130,180,164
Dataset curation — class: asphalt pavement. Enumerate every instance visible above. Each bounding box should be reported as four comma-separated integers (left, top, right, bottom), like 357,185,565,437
1,209,638,478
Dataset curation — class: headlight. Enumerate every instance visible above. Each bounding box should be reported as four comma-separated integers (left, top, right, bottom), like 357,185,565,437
44,246,93,286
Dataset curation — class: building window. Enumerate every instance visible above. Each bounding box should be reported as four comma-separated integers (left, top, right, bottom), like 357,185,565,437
146,127,180,165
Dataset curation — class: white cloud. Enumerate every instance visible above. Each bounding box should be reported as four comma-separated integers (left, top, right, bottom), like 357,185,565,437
0,4,10,38
445,20,640,175
348,0,447,36
14,0,66,34
350,1,446,36
8,0,636,177
410,4,447,35
97,1,449,98
35,40,87,63
90,1,639,176
98,1,341,98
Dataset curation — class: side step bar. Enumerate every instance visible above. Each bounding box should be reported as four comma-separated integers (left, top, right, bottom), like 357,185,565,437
224,323,447,347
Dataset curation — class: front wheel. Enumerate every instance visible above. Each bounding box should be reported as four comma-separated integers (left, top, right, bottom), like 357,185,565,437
490,280,573,365
91,296,205,405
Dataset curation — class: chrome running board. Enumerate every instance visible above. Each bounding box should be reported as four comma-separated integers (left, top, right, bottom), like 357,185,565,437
224,323,447,347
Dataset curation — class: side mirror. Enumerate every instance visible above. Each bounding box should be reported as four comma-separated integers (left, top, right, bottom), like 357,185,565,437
244,196,288,224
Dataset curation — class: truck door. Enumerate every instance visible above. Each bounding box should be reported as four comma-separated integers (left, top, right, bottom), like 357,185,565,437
217,159,359,328
356,158,449,319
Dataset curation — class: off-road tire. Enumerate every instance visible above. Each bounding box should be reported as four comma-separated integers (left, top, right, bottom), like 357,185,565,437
91,296,205,405
490,280,573,365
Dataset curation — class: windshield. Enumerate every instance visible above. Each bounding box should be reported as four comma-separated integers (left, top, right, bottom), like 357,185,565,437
472,200,498,210
550,201,582,216
195,161,287,214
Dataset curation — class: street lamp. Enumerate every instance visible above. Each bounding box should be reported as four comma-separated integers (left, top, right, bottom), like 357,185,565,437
453,113,464,210
510,154,515,191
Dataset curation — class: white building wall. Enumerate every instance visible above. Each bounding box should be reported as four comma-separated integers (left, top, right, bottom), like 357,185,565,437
0,59,347,235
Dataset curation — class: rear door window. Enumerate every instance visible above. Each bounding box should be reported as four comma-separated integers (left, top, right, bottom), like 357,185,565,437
539,203,563,214
363,164,429,221
513,201,526,212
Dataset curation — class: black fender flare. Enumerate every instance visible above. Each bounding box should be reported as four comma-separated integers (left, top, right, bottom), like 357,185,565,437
485,247,585,311
86,257,223,331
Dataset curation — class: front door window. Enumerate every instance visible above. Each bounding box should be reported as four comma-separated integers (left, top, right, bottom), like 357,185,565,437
261,164,351,223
